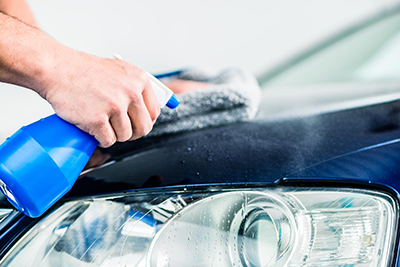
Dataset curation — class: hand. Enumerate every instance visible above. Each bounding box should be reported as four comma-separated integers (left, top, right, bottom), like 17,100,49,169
42,52,160,148
164,80,211,94
0,14,158,147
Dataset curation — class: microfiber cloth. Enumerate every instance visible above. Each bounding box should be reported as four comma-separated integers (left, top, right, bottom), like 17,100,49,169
148,67,261,137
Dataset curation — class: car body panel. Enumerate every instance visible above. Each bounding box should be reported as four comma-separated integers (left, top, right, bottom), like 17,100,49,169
62,99,400,266
69,100,400,198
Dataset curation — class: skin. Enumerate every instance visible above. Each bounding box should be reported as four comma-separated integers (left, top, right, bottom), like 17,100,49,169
0,2,159,148
0,0,37,27
0,0,210,148
164,80,211,95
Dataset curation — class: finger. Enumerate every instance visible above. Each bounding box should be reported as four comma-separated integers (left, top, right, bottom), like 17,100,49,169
110,111,133,142
91,119,117,148
142,80,161,123
128,96,154,140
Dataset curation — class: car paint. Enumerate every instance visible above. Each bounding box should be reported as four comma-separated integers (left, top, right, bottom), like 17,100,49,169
1,78,400,265
1,9,400,267
64,99,400,266
68,100,400,196
1,98,400,262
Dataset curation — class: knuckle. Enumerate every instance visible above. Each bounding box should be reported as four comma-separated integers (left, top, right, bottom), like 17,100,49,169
132,71,149,92
153,106,161,120
124,69,149,99
90,117,106,131
128,90,141,104
120,137,130,142
137,128,147,137
97,133,115,148
135,124,152,138
117,131,131,142
136,69,148,83
88,116,116,148
105,132,117,147
129,135,139,141
109,101,123,115
149,111,159,123
144,122,153,136
102,138,115,148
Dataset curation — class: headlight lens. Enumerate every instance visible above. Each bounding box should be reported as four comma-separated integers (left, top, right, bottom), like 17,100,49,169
0,187,397,267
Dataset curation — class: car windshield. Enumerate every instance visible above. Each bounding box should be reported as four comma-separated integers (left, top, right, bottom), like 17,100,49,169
257,8,400,118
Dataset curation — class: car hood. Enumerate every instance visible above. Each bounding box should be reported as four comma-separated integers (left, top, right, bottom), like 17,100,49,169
67,100,400,198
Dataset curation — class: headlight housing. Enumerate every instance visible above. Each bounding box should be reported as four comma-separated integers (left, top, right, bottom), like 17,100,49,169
0,187,397,267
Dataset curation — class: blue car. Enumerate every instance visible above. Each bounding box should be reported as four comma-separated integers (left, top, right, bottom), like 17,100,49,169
0,7,399,267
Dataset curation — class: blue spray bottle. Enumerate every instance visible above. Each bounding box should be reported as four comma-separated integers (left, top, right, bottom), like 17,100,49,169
0,72,179,218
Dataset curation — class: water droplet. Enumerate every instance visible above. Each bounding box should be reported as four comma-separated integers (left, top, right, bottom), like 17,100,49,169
180,160,186,164
196,172,200,176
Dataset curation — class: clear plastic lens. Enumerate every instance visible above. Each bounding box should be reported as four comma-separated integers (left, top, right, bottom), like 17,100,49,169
288,192,395,266
0,188,396,267
0,179,20,210
148,192,296,266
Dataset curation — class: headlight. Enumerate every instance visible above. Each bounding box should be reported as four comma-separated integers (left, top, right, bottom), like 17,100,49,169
0,187,396,266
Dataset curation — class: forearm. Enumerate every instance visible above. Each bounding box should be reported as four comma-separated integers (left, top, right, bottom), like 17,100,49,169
0,12,159,148
0,12,74,98
0,0,38,27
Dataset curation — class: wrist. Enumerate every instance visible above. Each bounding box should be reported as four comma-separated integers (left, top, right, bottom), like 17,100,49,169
28,38,85,101
31,43,72,99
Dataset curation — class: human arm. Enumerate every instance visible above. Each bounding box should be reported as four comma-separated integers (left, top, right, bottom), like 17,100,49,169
0,12,159,147
0,0,37,27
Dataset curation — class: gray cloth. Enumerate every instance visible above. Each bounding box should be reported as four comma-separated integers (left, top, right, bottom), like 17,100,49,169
148,67,261,137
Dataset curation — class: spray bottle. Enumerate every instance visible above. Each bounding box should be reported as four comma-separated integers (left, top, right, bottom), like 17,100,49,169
0,72,179,218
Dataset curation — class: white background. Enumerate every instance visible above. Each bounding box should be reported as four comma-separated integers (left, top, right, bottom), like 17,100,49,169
0,0,398,142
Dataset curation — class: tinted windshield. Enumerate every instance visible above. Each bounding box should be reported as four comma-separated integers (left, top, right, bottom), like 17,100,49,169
261,10,400,86
257,9,400,118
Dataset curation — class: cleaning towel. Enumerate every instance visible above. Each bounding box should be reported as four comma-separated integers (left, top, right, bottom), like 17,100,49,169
148,67,261,137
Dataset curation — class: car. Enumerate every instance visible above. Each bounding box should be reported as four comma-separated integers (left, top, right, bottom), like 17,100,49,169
0,6,399,267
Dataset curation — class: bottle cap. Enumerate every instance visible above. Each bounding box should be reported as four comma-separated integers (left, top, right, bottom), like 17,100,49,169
166,94,180,109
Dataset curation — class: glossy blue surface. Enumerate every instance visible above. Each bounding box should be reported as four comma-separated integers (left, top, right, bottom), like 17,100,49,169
0,115,97,217
166,94,180,109
0,72,181,218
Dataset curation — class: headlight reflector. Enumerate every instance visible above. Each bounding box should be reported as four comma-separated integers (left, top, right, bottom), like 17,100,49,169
0,187,396,267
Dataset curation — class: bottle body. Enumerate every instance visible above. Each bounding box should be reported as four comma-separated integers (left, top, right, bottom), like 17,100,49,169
0,115,97,217
0,74,179,217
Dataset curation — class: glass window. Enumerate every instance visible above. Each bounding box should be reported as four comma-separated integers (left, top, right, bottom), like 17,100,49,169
262,11,400,87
